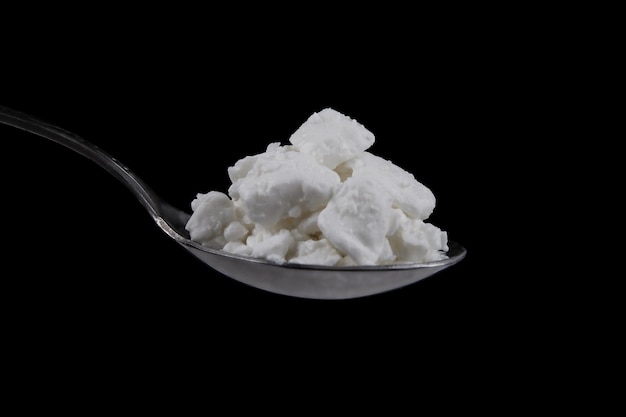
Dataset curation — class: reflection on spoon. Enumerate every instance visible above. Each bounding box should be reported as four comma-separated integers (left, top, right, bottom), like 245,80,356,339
0,106,465,299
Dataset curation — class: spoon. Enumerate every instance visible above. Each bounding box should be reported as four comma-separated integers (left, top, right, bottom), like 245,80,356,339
0,105,465,299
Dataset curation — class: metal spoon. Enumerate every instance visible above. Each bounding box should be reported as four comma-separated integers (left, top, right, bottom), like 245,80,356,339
0,105,465,299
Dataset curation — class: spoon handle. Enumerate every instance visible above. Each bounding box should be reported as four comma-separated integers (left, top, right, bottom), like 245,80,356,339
0,105,164,220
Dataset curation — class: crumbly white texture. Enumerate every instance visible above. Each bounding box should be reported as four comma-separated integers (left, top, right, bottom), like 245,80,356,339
289,107,375,169
185,108,448,266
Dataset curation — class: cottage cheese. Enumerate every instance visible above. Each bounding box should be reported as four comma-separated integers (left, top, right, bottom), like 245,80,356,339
185,108,448,266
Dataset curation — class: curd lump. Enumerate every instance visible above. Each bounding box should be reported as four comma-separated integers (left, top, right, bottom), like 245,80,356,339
185,108,448,266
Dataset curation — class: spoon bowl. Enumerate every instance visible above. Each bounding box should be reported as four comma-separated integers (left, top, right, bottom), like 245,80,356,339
1,105,465,299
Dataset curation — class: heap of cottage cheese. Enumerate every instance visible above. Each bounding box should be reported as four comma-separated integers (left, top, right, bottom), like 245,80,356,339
185,108,448,266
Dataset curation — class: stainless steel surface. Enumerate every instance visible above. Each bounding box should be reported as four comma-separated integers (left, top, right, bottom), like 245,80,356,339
0,105,466,299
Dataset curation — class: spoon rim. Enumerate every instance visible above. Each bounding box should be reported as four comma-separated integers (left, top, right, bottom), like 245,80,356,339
158,217,466,272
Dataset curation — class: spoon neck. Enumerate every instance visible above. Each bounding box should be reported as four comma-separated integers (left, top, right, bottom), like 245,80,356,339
0,105,166,222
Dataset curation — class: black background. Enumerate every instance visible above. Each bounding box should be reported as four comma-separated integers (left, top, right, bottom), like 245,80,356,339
1,12,570,405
